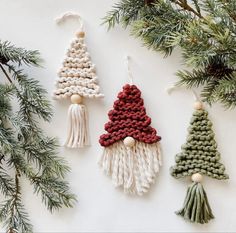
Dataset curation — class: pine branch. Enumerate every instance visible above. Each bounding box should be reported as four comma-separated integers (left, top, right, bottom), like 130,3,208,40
0,41,41,67
23,137,70,178
131,1,192,56
7,171,33,233
0,198,33,233
0,127,17,153
6,65,52,122
0,40,76,232
204,74,236,108
192,0,201,16
0,171,33,233
172,0,203,18
31,176,76,212
0,64,12,83
176,69,211,87
0,84,14,120
0,168,15,197
104,0,236,108
201,79,220,104
103,0,149,29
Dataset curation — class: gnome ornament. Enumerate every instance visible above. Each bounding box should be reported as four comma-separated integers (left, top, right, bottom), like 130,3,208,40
99,57,162,195
170,100,228,224
53,12,104,148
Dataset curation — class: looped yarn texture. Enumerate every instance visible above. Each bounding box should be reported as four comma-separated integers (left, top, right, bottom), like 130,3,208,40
170,109,228,180
53,36,104,99
99,84,161,147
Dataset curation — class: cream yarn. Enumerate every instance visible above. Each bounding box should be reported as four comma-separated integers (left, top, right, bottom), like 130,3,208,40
54,12,104,148
99,141,162,195
53,35,104,100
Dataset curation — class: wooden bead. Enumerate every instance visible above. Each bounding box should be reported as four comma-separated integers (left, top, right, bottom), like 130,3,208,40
71,94,83,104
191,173,203,183
76,31,85,38
123,136,135,148
194,101,203,110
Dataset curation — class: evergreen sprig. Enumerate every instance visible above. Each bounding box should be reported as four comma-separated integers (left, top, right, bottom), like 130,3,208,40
0,40,76,233
103,0,147,29
104,0,236,108
0,41,41,66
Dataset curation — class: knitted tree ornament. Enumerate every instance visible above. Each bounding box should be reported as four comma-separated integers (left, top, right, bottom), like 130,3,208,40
170,102,228,224
99,84,162,195
53,13,104,148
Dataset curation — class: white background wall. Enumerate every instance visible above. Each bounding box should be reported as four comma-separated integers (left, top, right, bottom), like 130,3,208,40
1,0,236,232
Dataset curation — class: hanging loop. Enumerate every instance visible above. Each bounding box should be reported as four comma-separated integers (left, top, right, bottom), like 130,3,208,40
55,11,84,31
125,55,134,85
191,89,199,101
166,85,200,102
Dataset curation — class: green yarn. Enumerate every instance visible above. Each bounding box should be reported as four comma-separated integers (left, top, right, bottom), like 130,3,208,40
170,109,228,180
171,108,229,224
176,182,214,224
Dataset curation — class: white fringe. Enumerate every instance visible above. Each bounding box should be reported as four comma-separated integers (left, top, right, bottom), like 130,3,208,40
65,104,90,148
99,141,162,195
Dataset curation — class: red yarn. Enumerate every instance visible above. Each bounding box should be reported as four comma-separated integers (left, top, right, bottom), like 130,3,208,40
99,84,161,147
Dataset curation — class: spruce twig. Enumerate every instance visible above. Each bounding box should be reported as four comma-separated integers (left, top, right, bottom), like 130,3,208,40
0,64,12,83
174,0,203,18
103,0,236,108
0,40,76,233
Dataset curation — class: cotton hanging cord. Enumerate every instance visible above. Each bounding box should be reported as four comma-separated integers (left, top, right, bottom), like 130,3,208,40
191,89,199,101
166,85,176,95
125,55,134,85
167,85,200,102
55,11,84,31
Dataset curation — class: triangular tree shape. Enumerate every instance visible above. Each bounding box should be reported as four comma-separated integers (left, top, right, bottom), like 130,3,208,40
170,103,228,224
171,108,228,180
53,32,104,99
53,31,104,148
99,84,161,195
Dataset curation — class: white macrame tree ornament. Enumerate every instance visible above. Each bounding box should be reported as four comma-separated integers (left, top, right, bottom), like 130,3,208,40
53,12,104,148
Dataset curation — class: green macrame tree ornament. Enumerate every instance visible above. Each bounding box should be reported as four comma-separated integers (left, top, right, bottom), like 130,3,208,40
170,101,228,224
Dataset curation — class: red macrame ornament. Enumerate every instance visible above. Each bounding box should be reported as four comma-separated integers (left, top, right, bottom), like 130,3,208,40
99,84,162,195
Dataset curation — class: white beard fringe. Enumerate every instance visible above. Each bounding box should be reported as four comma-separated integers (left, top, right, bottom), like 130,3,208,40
65,103,90,148
99,141,162,195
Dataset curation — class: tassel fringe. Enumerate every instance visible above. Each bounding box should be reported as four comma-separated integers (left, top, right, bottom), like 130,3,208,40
65,104,90,148
99,141,162,195
176,182,214,224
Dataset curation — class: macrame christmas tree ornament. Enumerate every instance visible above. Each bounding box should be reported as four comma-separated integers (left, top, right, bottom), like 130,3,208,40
170,101,228,224
53,12,104,148
99,82,162,195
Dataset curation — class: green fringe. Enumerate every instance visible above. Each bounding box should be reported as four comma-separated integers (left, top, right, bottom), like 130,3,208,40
176,182,214,224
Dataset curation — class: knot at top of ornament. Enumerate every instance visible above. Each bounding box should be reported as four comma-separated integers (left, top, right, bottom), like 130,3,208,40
99,84,161,147
191,173,203,183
